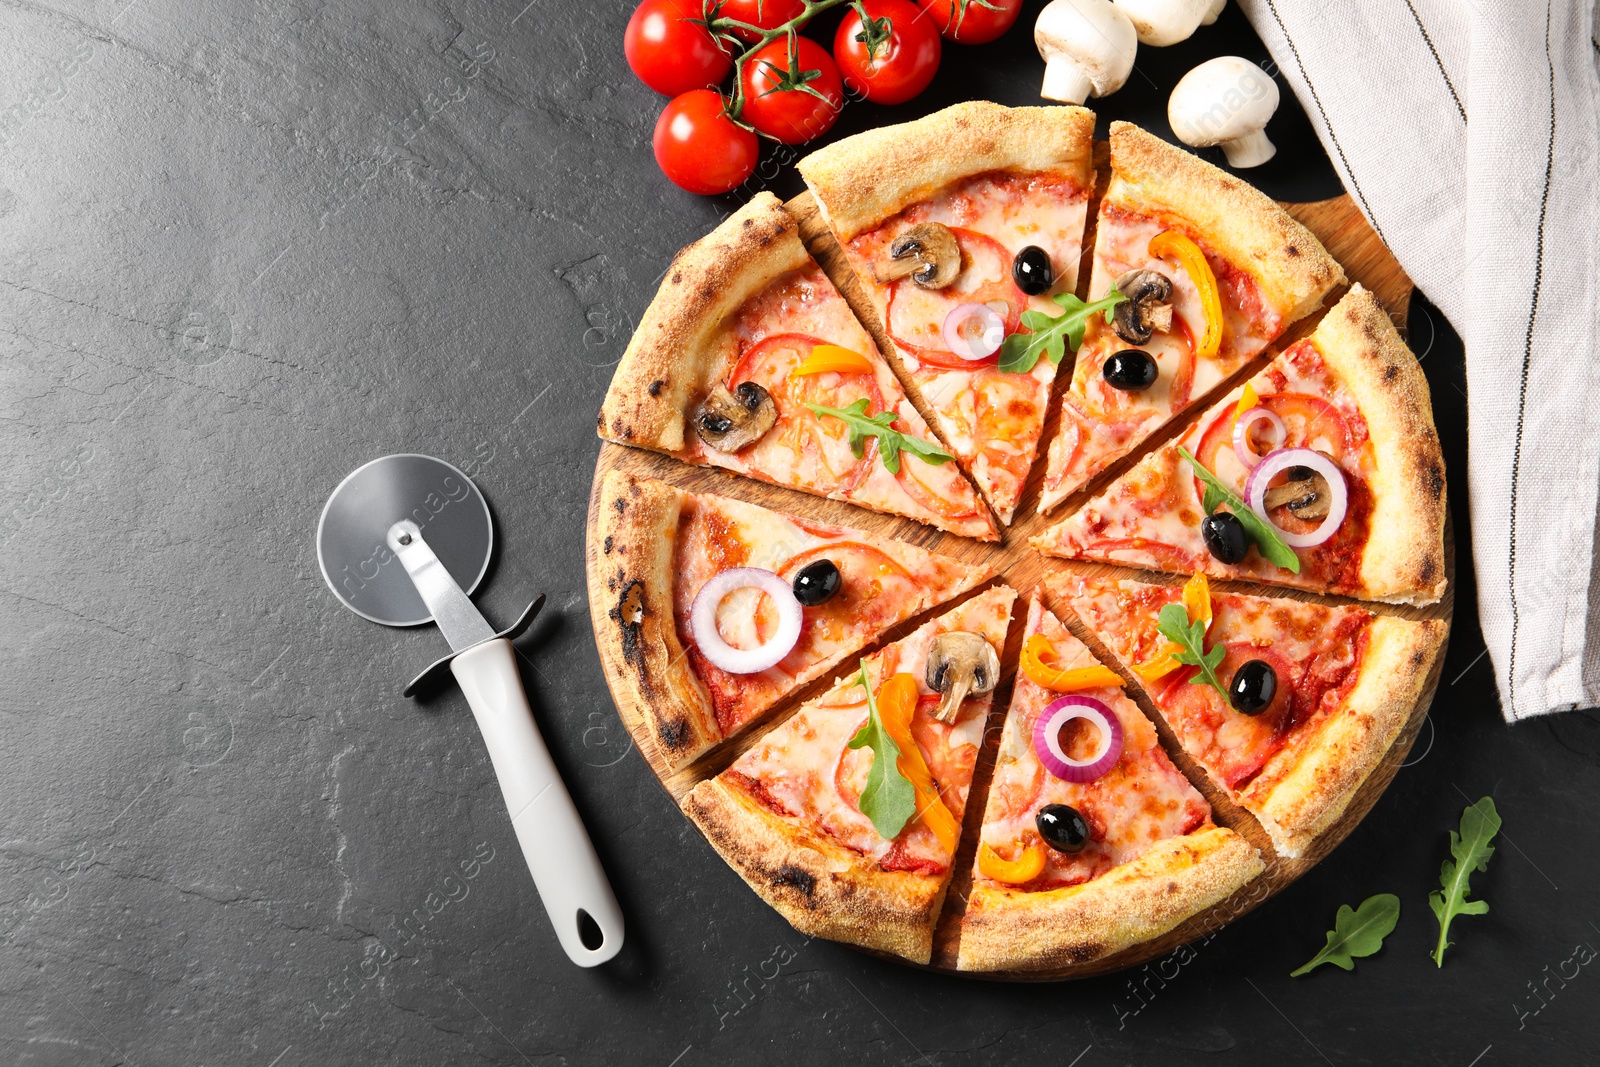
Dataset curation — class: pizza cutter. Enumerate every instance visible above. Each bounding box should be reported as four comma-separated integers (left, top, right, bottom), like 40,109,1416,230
316,453,624,966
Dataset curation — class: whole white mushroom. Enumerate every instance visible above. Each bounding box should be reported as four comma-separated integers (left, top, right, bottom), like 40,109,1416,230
1034,0,1139,105
1168,55,1280,168
1112,0,1217,47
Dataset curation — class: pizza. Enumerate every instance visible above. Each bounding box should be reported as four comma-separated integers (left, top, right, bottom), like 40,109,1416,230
1033,285,1448,604
590,470,993,769
799,101,1096,524
957,593,1262,972
591,103,1449,974
597,191,996,540
1038,122,1345,511
1056,572,1446,858
683,587,1014,963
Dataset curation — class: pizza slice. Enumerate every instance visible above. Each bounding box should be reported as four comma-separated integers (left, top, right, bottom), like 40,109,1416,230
1055,572,1446,858
598,192,996,540
1038,122,1345,511
683,586,1015,963
957,593,1261,972
591,471,994,770
1033,285,1448,604
798,101,1097,524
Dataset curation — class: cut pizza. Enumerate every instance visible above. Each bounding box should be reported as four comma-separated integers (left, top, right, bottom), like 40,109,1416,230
1038,122,1346,511
1033,285,1447,604
1056,571,1446,858
598,191,997,540
683,586,1015,963
957,593,1262,972
591,471,994,770
799,101,1097,524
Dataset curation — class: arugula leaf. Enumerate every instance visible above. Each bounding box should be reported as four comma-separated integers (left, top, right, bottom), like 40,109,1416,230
1156,602,1227,699
845,666,917,840
806,398,954,475
1429,796,1501,967
1176,446,1301,574
1291,894,1400,976
996,291,1126,374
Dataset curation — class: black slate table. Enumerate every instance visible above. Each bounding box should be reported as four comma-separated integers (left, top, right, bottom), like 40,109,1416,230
3,1,1596,1064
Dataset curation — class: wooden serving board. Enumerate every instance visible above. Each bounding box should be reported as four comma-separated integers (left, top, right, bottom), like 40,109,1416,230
585,181,1452,979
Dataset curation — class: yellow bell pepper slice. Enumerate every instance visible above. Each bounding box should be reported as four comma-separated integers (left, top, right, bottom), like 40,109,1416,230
1235,382,1259,419
1133,573,1213,680
793,344,875,377
978,840,1048,885
1020,634,1124,692
1148,230,1222,361
875,673,960,856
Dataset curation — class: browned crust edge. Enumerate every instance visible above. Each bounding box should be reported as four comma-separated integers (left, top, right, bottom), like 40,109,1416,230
956,827,1263,972
1106,122,1344,321
1313,285,1448,605
1243,615,1448,858
683,776,945,964
597,192,808,452
798,101,1097,241
589,470,721,769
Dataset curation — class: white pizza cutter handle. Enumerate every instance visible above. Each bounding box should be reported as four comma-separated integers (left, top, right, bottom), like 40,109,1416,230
450,638,625,966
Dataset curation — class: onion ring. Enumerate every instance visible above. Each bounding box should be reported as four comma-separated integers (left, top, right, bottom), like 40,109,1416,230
1244,447,1350,549
1032,695,1124,783
941,302,1005,361
1232,406,1287,469
688,567,803,674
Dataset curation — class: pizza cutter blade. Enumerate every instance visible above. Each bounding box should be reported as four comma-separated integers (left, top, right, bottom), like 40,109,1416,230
316,453,624,967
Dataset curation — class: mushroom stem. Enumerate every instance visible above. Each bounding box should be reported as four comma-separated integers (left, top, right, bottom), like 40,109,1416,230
1220,128,1276,168
933,679,971,724
1042,56,1094,104
874,257,927,284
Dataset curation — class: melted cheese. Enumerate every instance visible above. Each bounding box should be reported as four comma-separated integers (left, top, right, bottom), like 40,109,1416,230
975,599,1210,890
1040,337,1379,596
724,587,1014,872
1043,203,1285,505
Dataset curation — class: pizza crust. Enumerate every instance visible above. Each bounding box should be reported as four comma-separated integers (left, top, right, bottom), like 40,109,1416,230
1243,615,1448,857
588,471,720,767
683,776,946,964
1315,285,1449,604
1106,122,1344,321
957,826,1263,972
797,100,1096,241
597,192,808,452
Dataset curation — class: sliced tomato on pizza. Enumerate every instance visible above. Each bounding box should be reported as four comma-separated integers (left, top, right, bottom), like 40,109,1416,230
1038,122,1345,511
957,593,1261,972
599,192,996,540
683,586,1015,964
1056,572,1445,858
799,101,1097,524
592,471,995,770
1034,286,1447,605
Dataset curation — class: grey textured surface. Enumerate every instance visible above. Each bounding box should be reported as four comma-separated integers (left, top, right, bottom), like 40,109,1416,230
2,1,1596,1064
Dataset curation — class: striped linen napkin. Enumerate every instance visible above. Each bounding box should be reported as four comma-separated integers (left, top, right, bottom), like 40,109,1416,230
1236,0,1600,720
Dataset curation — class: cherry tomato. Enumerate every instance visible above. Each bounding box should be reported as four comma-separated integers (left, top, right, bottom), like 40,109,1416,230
716,0,807,41
833,0,942,105
625,0,732,97
915,0,1023,44
652,90,760,195
740,36,845,144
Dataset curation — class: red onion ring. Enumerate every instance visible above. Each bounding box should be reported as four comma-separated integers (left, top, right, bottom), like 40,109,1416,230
941,302,1005,361
1032,695,1124,783
1244,447,1350,548
1232,406,1286,469
688,568,803,674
